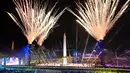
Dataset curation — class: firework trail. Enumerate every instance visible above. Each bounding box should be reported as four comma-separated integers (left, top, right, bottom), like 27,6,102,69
67,0,130,41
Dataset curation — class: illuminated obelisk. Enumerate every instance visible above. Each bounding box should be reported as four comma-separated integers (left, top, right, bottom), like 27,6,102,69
63,33,67,65
11,40,14,51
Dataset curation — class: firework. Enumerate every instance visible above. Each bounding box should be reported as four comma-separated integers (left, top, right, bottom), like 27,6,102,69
67,0,130,64
36,7,66,46
7,0,65,45
67,0,130,41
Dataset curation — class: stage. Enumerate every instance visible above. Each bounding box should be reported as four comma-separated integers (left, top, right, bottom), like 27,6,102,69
1,65,130,72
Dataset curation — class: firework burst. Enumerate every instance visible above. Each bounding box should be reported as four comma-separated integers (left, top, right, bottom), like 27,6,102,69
67,0,130,41
7,0,45,44
7,0,66,45
36,7,66,46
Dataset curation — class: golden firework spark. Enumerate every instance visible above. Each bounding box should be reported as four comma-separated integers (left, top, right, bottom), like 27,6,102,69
7,0,46,44
7,0,66,45
67,0,130,41
36,7,66,46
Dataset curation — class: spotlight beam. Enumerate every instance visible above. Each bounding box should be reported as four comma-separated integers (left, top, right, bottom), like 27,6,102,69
81,35,89,63
87,42,97,62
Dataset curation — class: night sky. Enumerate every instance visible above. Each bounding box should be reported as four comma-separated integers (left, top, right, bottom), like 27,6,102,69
1,0,130,54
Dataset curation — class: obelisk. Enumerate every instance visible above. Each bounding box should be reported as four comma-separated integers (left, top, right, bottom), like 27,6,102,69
63,33,67,65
